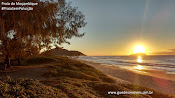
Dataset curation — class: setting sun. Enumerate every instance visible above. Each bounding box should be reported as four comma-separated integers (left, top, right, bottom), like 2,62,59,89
134,45,146,54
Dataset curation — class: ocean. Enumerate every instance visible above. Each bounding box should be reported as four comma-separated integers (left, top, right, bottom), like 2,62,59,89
79,55,175,74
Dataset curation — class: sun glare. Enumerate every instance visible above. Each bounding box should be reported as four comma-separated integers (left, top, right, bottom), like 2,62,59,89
134,45,146,54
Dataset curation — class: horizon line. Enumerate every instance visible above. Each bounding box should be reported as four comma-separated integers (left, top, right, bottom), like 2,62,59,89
84,54,175,56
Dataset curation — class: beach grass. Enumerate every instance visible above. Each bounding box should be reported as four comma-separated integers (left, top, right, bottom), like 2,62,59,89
0,77,67,98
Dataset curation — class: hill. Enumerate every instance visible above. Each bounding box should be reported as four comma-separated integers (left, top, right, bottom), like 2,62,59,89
130,53,147,56
42,48,86,56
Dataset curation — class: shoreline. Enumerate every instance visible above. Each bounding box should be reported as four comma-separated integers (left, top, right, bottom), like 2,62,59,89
78,59,175,95
115,65,175,82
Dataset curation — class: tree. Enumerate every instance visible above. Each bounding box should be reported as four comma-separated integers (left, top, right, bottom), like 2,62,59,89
0,0,86,68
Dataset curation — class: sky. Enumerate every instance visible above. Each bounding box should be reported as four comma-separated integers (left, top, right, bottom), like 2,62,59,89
62,0,175,56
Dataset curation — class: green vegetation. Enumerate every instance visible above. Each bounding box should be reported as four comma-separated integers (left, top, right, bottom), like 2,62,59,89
0,56,174,98
0,57,57,68
43,57,116,83
10,59,29,66
26,57,57,65
0,77,67,98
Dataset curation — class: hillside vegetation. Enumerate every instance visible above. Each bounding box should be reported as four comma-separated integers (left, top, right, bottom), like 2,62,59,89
0,77,67,98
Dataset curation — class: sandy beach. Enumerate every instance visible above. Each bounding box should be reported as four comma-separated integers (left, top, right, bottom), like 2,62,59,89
79,59,175,95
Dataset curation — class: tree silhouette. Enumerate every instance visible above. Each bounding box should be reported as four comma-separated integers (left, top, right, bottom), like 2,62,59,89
0,0,86,68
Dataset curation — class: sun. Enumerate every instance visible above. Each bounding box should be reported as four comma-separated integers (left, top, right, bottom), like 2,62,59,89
134,45,146,54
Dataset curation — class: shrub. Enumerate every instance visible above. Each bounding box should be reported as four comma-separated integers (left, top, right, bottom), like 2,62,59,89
0,77,67,98
26,57,56,64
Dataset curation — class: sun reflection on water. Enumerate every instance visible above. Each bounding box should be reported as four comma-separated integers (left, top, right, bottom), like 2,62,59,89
135,56,145,70
135,65,144,70
137,56,142,63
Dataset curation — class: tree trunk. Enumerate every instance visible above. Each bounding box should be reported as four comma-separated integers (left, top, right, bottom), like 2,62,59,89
17,58,21,66
5,54,10,68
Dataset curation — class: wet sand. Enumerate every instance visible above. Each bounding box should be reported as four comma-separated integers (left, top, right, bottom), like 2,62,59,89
79,59,175,95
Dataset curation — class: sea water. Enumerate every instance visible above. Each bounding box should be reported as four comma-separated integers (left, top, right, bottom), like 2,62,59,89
79,55,175,74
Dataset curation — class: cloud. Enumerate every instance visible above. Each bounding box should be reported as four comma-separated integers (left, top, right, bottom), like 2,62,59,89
151,49,175,55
